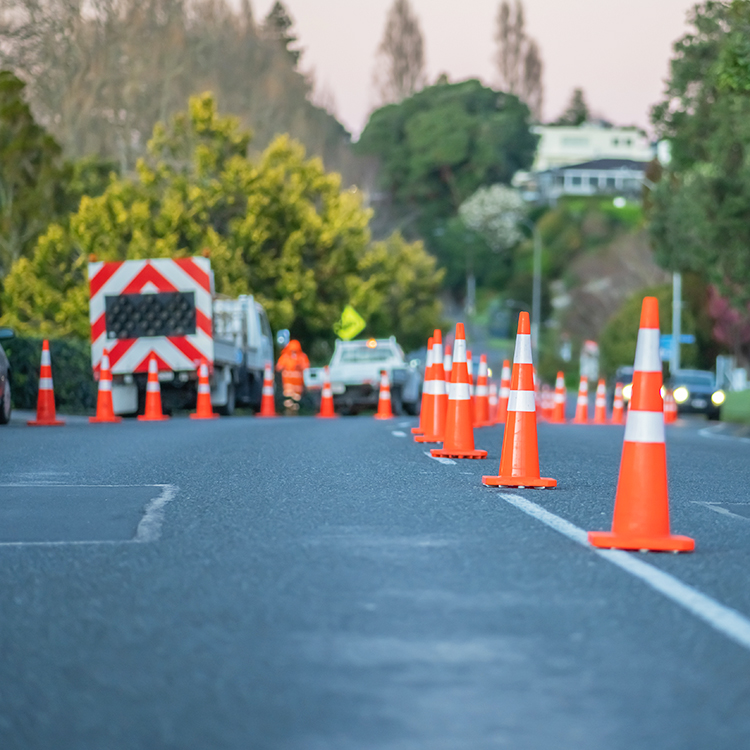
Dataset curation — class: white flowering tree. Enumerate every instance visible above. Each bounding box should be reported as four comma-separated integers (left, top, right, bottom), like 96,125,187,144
458,184,525,252
458,184,526,313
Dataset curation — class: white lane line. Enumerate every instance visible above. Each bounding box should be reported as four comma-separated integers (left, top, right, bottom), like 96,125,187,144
692,501,750,523
699,424,750,444
499,492,750,652
424,450,456,465
134,484,177,542
398,421,411,428
391,430,407,438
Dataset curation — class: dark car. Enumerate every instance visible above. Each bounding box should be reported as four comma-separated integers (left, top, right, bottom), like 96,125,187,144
667,369,723,420
609,365,635,407
0,327,13,425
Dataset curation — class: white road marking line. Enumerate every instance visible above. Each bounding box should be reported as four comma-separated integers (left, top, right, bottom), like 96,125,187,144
391,430,407,438
699,424,750,444
692,501,750,523
499,492,750,652
398,421,410,428
424,450,456,465
0,484,176,546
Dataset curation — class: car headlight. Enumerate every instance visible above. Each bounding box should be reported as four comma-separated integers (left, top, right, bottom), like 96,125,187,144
711,390,725,406
673,386,689,403
622,383,633,401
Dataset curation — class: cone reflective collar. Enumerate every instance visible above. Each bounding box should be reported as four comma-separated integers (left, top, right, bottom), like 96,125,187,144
431,323,487,459
549,371,566,424
473,354,491,427
443,346,453,386
482,313,556,488
28,340,65,426
496,359,511,424
611,382,625,424
412,337,433,435
572,376,589,423
588,297,694,552
190,358,219,419
416,330,447,442
374,369,394,420
138,354,170,421
317,366,338,419
90,347,122,423
488,382,499,423
664,389,678,424
258,361,278,418
593,378,607,424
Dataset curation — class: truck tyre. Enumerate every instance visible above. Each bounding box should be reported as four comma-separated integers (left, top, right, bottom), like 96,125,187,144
218,382,236,416
0,379,10,425
391,386,404,416
403,397,419,416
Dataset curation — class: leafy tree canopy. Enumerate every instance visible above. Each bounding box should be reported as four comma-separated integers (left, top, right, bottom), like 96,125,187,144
356,79,537,243
0,93,442,351
649,0,750,333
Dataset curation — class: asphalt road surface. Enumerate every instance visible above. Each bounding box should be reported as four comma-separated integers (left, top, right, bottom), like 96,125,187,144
1,410,749,749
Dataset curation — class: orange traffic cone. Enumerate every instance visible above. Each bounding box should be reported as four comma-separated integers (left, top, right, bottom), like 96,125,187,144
488,382,499,424
593,378,608,424
572,376,589,423
443,345,453,387
473,354,491,427
588,297,694,552
257,361,277,418
496,359,511,424
317,366,338,419
611,382,625,424
664,389,678,424
541,384,554,421
416,330,448,442
431,323,487,459
549,371,566,424
190,358,219,420
90,347,121,423
482,313,556,489
138,354,169,421
374,369,394,420
412,336,433,435
28,339,65,426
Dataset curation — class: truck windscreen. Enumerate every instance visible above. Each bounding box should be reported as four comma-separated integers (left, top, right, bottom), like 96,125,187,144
105,292,197,339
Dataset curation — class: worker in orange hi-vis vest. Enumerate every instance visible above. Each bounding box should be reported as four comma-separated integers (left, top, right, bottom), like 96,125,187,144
275,339,310,413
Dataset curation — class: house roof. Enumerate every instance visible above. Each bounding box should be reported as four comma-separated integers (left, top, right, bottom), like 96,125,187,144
548,158,651,172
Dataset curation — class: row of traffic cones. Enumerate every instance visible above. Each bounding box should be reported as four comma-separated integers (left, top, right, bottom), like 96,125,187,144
393,299,693,553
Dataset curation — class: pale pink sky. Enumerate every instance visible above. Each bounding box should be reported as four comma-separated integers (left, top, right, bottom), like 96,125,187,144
253,0,698,137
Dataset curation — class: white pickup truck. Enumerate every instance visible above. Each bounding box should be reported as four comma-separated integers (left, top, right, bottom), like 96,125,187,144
304,337,422,415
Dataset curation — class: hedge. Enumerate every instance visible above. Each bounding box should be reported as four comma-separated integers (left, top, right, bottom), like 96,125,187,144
4,336,96,413
719,390,750,424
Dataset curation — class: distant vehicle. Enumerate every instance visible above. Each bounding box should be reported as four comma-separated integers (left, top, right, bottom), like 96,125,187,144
667,369,723,420
0,328,12,425
610,365,635,406
88,257,274,416
305,337,422,415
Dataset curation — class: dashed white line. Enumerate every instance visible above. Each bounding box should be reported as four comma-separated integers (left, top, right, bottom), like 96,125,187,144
499,492,750,652
692,501,750,523
391,430,407,438
424,450,456,465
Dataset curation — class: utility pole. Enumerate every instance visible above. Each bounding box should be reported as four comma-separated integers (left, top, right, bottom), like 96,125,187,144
670,271,682,375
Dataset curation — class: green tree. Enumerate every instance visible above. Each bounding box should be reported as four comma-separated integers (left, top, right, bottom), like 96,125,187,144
357,79,537,245
0,70,67,276
0,93,442,350
554,87,589,126
649,1,750,326
263,1,302,66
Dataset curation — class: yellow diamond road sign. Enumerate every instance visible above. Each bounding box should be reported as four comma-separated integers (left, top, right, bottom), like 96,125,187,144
334,305,366,340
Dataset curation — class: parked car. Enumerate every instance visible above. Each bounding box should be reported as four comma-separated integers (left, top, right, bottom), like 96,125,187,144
667,369,724,420
0,327,13,425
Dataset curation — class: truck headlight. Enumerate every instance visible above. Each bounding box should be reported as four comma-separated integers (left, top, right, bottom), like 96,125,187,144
673,386,689,403
711,390,726,406
622,383,632,401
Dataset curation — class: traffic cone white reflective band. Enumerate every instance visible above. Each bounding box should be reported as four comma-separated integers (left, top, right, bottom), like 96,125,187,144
634,328,662,372
322,386,332,398
577,394,587,405
508,390,536,412
489,383,498,406
475,384,488,397
39,377,54,389
453,338,466,364
102,353,110,371
448,382,472,400
554,391,565,404
99,379,112,392
500,385,510,398
501,363,511,380
149,357,158,375
198,383,210,395
624,411,665,443
264,363,273,380
147,379,160,392
263,385,274,396
41,349,51,367
443,349,452,382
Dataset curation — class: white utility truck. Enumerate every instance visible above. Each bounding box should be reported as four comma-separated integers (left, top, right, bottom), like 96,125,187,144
88,257,274,415
304,337,421,415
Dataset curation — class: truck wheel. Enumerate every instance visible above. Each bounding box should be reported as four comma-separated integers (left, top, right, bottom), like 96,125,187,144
0,380,10,425
218,383,236,416
403,398,419,416
391,386,404,416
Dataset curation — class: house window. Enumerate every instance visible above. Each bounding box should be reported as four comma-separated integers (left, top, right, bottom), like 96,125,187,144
571,175,582,186
555,175,564,186
612,138,619,146
562,137,589,148
589,176,599,187
606,177,616,188
625,138,632,146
